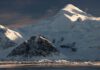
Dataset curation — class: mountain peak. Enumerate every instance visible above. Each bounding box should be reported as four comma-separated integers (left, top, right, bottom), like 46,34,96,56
61,4,88,22
0,24,23,49
8,35,58,59
63,4,85,14
60,4,100,22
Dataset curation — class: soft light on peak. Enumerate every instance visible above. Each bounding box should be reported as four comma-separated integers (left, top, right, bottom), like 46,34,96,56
62,4,100,22
63,4,85,14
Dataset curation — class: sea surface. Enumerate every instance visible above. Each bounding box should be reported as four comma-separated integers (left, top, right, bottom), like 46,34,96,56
0,67,100,70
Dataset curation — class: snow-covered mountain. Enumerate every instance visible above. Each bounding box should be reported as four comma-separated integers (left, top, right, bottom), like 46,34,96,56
0,25,24,59
0,25,23,48
1,4,100,61
61,4,100,22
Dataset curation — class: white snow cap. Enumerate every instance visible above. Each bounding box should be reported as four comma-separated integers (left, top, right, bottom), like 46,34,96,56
63,4,85,14
0,25,6,30
0,25,23,43
62,4,100,22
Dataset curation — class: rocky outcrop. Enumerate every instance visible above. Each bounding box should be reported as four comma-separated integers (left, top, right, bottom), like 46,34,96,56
8,35,58,57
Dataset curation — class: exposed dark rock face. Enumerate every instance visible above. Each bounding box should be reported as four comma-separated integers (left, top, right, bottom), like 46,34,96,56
60,42,77,52
8,35,58,57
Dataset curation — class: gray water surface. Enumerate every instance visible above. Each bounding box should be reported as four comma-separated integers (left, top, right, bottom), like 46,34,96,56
0,67,100,70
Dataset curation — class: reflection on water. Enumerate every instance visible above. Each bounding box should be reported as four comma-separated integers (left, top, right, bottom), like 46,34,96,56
0,67,100,70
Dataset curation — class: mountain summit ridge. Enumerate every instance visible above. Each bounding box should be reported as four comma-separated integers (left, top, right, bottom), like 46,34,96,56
0,25,23,49
61,4,100,22
63,4,85,14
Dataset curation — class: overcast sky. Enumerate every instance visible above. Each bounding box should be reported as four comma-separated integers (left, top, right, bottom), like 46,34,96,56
0,0,99,16
0,0,100,28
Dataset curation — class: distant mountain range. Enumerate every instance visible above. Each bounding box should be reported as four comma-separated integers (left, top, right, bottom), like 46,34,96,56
0,4,100,61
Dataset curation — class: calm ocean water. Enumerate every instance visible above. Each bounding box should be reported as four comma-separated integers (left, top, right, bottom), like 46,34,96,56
0,67,100,70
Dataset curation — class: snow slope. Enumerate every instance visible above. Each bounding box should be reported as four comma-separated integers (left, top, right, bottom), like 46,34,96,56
0,25,24,59
1,4,100,61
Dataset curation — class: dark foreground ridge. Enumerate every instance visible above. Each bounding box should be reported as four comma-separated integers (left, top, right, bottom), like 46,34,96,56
8,35,58,57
